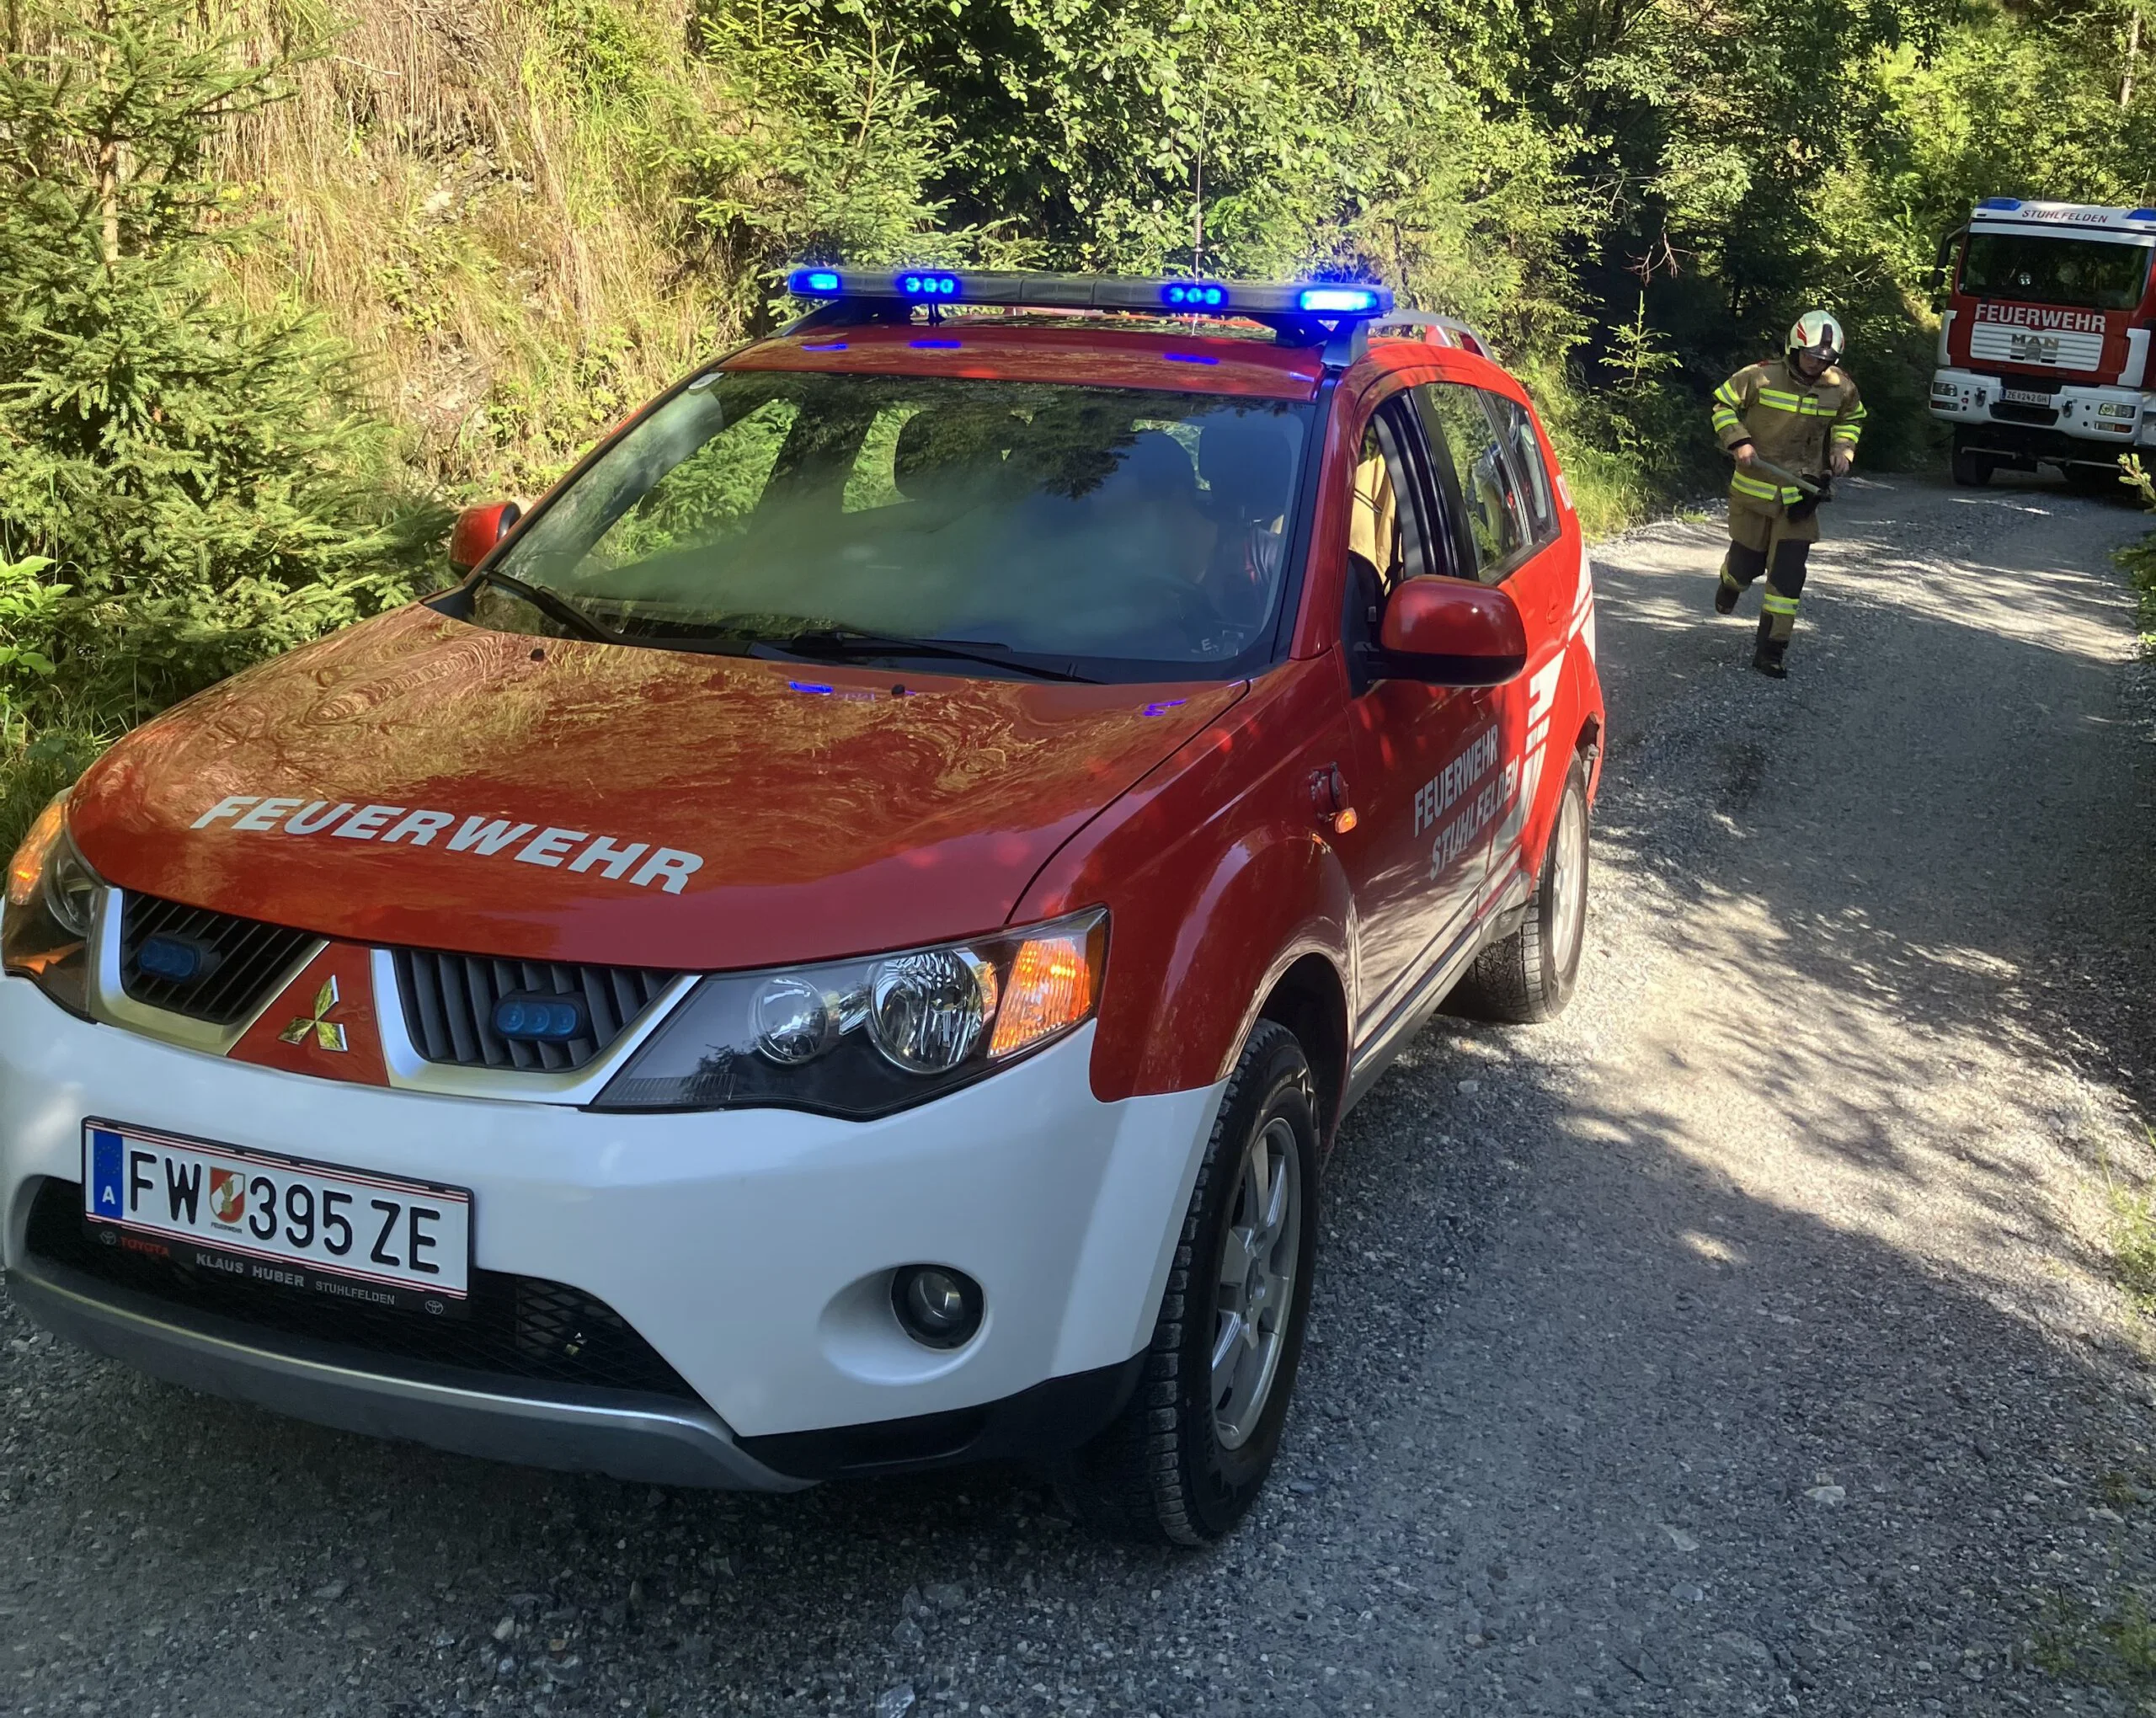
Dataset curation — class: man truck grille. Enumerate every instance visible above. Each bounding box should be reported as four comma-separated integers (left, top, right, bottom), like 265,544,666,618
24,1177,699,1401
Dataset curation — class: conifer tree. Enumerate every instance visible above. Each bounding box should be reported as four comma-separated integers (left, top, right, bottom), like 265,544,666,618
0,0,435,726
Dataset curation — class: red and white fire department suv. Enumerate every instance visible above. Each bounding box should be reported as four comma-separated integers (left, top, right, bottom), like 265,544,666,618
0,269,1603,1543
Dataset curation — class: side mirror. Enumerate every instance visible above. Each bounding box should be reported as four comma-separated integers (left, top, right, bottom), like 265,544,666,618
1374,575,1528,686
447,501,523,575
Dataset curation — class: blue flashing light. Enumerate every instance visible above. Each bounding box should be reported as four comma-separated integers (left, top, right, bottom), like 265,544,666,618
1163,352,1219,365
494,995,587,1044
2132,209,2156,223
910,339,963,349
137,934,203,983
1976,197,2022,211
1162,281,1228,309
898,273,962,298
792,268,843,293
1299,286,1381,313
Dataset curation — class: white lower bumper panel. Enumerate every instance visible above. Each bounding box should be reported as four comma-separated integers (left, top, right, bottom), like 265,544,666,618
0,979,1224,1459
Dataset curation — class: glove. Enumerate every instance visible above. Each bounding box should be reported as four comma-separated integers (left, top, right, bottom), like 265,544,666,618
1784,474,1833,523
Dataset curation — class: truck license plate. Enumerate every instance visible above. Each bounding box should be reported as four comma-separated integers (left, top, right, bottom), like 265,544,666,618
81,1119,472,1315
2001,386,2052,406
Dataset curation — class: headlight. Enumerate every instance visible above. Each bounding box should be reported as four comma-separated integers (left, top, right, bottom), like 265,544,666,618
2099,401,2139,420
3,790,102,1016
594,909,1107,1118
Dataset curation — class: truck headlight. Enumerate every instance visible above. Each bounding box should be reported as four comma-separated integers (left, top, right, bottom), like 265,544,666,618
2098,401,2138,420
3,791,102,1017
593,909,1107,1117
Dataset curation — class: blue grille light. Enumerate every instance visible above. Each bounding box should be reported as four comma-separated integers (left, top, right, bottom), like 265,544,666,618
494,995,586,1043
1976,197,2022,211
1299,286,1381,313
792,269,843,293
137,934,203,983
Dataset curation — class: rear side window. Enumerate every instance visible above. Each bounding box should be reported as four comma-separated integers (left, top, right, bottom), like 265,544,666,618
1412,382,1538,584
1489,396,1560,547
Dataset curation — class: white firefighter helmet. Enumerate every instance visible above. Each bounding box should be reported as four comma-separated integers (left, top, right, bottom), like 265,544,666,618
1787,309,1844,365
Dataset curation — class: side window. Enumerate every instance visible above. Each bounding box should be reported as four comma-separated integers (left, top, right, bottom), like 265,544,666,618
1490,394,1560,548
1342,396,1442,680
1412,382,1532,583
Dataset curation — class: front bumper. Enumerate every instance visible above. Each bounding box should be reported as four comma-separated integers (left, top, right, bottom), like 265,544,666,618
1929,366,2153,460
0,978,1221,1483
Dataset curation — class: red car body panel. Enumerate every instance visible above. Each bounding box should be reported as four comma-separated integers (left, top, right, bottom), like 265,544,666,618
67,607,1246,973
63,317,1605,1125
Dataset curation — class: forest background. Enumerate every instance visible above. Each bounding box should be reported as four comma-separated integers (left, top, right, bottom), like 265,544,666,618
0,0,2152,841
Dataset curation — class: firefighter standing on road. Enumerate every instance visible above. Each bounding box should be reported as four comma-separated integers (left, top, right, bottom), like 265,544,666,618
1710,311,1866,678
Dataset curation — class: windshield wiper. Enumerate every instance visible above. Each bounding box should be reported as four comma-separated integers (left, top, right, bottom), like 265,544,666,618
472,569,625,648
760,628,1099,684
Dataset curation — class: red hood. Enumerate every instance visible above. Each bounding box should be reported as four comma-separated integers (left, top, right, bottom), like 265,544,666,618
70,608,1244,969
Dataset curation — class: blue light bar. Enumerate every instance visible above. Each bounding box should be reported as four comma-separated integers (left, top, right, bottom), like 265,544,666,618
1977,197,2022,211
782,265,1395,322
1299,286,1381,313
899,272,962,298
2132,208,2156,223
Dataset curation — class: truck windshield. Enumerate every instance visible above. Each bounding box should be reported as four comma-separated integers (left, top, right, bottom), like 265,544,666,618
1961,232,2153,312
479,371,1314,682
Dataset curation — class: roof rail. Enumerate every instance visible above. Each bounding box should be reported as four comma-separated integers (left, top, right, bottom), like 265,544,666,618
1322,309,1496,371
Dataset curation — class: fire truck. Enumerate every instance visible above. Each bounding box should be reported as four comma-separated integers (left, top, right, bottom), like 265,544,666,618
1931,198,2156,488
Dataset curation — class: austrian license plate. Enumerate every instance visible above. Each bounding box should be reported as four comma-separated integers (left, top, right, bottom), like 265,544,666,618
2001,386,2052,406
81,1120,472,1315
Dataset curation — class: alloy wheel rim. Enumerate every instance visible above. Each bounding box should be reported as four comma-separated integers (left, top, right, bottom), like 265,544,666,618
1550,786,1587,976
1211,1114,1302,1450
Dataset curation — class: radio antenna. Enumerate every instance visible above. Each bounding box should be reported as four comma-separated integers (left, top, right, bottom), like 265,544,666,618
1193,66,1209,278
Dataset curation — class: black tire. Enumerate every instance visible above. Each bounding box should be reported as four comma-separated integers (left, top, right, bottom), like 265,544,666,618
1951,446,1993,488
1446,754,1590,1024
1055,1021,1319,1545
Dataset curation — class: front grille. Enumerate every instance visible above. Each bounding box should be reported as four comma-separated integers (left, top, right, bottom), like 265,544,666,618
394,951,675,1073
25,1177,699,1401
120,894,318,1026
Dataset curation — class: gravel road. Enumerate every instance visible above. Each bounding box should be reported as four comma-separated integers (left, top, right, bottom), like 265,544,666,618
8,472,2156,1718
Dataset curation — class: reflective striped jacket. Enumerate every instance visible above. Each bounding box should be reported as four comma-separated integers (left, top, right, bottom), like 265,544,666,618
1710,359,1866,508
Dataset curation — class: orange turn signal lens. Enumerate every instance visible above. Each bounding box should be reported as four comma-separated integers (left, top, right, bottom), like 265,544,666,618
989,930,1097,1059
7,793,67,910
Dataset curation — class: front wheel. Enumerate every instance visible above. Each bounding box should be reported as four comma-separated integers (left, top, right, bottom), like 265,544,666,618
1951,432,1993,488
1447,754,1590,1023
1055,1021,1319,1545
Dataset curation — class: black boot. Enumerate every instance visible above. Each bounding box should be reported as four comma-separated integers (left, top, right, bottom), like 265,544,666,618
1751,643,1788,679
1715,575,1739,616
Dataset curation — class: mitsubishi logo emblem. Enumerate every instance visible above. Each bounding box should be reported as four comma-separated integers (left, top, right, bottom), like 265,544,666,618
279,976,349,1052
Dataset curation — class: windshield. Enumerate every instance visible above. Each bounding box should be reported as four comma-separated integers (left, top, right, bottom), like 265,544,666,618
1961,232,2153,312
481,370,1314,680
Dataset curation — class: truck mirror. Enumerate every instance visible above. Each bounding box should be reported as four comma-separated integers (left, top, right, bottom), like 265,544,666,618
448,501,523,575
1374,575,1528,686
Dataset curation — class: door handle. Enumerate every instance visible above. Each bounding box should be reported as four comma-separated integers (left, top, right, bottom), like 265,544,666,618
1310,765,1358,835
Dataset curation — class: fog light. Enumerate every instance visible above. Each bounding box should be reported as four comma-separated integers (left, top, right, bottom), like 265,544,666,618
891,1265,983,1349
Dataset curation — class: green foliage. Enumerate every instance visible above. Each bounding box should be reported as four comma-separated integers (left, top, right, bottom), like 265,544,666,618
0,0,445,732
1,0,2153,848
